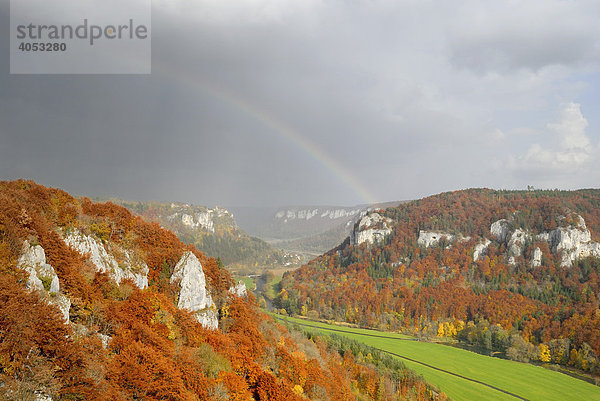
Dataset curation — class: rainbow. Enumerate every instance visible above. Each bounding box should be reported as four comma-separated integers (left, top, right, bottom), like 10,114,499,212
154,65,378,205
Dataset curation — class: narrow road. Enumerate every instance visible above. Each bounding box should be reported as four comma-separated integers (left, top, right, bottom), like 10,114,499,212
275,316,530,401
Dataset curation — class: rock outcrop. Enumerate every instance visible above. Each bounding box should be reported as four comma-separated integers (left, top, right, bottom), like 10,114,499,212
490,219,512,243
170,251,218,330
64,230,148,289
541,217,600,266
229,280,247,297
169,206,233,234
275,208,362,221
351,212,393,245
530,247,543,268
488,214,600,267
17,240,70,323
473,239,491,261
418,231,456,248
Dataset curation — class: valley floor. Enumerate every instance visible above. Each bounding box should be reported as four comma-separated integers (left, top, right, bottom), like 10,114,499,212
273,314,600,401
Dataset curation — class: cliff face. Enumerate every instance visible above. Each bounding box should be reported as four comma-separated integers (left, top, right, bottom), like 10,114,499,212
170,251,218,330
17,240,70,322
64,230,149,289
351,212,393,245
488,214,600,267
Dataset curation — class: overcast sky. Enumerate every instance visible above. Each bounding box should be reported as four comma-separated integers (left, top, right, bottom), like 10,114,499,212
1,0,600,207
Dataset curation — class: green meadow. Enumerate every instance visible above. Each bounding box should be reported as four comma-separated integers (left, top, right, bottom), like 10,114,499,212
273,314,600,401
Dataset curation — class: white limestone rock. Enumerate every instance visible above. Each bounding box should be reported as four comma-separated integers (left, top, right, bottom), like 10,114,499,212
97,333,111,349
229,280,247,297
530,247,543,268
276,208,361,220
351,213,393,245
170,251,218,330
548,226,599,267
506,229,531,265
490,219,512,243
417,231,456,248
473,239,491,261
64,230,148,289
17,241,60,294
17,241,70,323
172,207,233,233
54,294,71,323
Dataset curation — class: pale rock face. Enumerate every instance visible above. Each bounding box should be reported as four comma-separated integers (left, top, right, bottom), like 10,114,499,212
17,241,60,294
351,213,393,245
178,212,214,233
506,229,531,265
97,333,111,349
17,241,70,323
171,251,218,330
473,239,491,261
490,219,512,243
276,208,361,220
531,247,543,268
229,280,247,297
64,230,148,289
172,207,232,233
417,231,455,248
54,294,71,323
545,223,600,267
492,214,600,267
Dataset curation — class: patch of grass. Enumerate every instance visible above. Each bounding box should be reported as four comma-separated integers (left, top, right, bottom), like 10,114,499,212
265,275,282,299
274,314,600,401
235,276,255,291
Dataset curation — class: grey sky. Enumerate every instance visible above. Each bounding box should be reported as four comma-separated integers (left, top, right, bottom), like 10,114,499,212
1,0,599,207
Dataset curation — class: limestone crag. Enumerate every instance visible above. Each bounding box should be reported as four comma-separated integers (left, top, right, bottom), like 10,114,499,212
64,230,148,289
488,214,600,267
229,280,247,297
351,212,393,245
17,240,60,294
169,206,233,233
507,229,530,265
473,239,491,261
275,208,362,221
418,231,456,248
530,247,543,268
490,219,512,243
170,251,218,330
17,240,70,322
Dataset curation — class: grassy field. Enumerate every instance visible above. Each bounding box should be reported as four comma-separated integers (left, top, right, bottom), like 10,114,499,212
234,276,256,291
273,314,600,401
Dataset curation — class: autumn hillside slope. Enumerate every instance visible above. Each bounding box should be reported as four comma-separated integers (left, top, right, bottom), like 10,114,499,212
0,180,443,401
277,189,600,376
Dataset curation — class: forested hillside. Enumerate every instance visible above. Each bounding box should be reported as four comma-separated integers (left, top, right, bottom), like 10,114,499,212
0,180,443,401
277,189,600,376
116,200,301,270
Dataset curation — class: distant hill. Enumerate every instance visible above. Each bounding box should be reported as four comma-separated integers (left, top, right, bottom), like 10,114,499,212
114,200,302,271
231,202,401,253
277,189,600,375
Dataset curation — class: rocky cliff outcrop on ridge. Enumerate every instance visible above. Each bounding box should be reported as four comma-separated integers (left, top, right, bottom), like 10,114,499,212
170,251,218,330
64,230,149,289
351,212,393,245
17,240,71,322
488,214,600,267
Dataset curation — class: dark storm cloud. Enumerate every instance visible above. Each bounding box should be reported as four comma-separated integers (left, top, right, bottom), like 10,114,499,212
1,1,599,207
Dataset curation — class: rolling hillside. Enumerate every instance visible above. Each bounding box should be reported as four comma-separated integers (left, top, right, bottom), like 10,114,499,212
0,180,442,401
277,189,600,377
